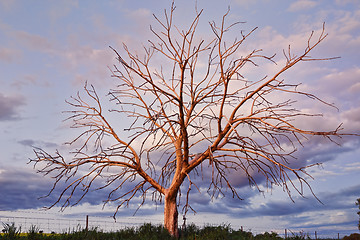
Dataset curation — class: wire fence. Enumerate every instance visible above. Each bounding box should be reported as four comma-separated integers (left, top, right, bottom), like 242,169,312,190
0,211,159,234
0,210,352,239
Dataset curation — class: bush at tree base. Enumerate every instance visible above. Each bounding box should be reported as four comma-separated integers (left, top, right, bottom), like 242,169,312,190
343,233,360,240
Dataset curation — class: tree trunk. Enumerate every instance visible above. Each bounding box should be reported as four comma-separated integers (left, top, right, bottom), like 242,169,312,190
164,193,179,238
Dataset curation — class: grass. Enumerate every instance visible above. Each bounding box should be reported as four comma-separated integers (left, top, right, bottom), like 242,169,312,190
0,222,340,240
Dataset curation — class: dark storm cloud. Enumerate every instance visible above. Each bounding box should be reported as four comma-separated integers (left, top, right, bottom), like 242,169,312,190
2,136,359,219
257,199,319,217
302,140,355,164
317,184,360,212
17,139,36,147
337,184,360,196
225,184,360,219
0,166,122,211
1,165,358,224
0,168,51,210
180,183,260,216
0,92,25,121
186,181,360,220
296,219,356,230
173,166,265,215
18,139,58,148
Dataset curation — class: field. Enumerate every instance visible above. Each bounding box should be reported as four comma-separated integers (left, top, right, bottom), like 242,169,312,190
1,222,350,240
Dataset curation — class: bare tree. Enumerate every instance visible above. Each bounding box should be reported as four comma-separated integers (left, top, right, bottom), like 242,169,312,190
31,3,348,237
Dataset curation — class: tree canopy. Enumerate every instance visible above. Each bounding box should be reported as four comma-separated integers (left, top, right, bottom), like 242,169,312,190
31,3,351,237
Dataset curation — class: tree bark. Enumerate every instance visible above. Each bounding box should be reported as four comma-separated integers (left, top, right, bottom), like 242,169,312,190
164,192,179,238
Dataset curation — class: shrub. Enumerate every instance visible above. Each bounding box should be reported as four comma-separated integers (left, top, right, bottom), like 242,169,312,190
1,222,21,240
137,223,174,240
196,224,232,240
343,233,360,240
27,225,42,240
255,231,282,240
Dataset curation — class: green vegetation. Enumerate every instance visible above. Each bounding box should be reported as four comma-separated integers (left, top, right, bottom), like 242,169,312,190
356,198,360,230
1,222,21,240
0,222,342,239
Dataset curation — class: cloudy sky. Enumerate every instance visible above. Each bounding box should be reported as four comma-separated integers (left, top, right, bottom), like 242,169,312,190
0,0,360,237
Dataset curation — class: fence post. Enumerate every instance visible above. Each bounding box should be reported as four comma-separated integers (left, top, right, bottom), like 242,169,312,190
285,229,287,239
315,231,317,240
85,215,89,232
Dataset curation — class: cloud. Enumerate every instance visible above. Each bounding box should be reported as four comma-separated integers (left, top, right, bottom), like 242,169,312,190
0,0,16,11
0,167,51,210
287,0,318,12
239,20,360,163
10,74,51,90
224,183,360,222
335,0,360,6
2,164,357,230
0,92,25,121
0,166,118,211
319,67,360,104
125,8,151,20
13,31,55,52
342,161,360,173
0,47,22,63
18,139,58,149
18,139,36,147
341,107,360,134
233,0,263,8
290,131,359,176
286,8,360,62
48,0,79,22
60,46,114,86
